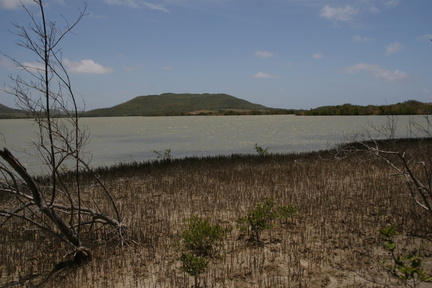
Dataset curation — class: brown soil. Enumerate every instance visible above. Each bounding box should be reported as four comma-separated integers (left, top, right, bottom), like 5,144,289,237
1,146,432,287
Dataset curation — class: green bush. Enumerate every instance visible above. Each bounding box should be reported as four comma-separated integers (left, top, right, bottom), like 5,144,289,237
237,199,297,242
237,199,275,242
379,225,432,285
178,252,209,277
180,215,226,257
254,143,269,156
153,148,172,161
275,204,299,223
178,215,227,287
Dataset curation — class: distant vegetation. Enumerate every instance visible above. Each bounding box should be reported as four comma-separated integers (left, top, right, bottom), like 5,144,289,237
0,104,29,119
1,96,432,118
300,100,432,116
82,93,285,117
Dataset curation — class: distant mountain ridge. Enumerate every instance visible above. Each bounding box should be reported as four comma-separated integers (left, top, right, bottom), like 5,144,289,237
0,103,28,118
83,93,271,117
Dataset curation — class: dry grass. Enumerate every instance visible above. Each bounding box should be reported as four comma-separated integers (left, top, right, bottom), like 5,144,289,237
1,142,432,287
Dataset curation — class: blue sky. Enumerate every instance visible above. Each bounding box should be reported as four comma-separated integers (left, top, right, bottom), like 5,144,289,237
0,0,431,110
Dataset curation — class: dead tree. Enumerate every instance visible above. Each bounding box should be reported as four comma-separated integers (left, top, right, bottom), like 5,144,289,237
344,116,432,226
0,0,125,265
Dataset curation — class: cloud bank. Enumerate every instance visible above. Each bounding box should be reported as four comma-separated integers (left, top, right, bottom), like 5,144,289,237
343,63,409,82
102,0,169,12
253,72,278,79
63,59,114,74
352,35,370,42
0,0,35,9
385,42,402,55
255,51,274,58
320,5,358,22
312,53,323,59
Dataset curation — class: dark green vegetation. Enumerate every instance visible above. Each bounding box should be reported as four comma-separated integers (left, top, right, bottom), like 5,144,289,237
302,100,432,116
380,226,432,284
2,139,431,287
83,93,282,117
236,198,297,242
0,103,28,119
178,215,227,287
2,97,432,118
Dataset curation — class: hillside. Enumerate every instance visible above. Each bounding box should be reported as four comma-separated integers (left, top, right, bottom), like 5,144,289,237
83,93,272,117
0,103,28,119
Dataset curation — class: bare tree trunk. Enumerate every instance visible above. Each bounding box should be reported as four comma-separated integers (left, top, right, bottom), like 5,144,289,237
0,0,126,271
0,148,81,248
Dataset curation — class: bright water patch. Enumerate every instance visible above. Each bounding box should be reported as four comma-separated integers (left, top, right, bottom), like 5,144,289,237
0,115,426,173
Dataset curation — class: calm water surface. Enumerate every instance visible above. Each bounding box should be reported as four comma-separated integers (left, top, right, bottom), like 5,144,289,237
0,115,425,173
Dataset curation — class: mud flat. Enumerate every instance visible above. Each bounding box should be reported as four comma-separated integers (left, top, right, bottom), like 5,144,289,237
1,140,432,287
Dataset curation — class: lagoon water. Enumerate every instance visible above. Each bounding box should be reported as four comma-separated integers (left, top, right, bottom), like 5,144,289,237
0,115,427,173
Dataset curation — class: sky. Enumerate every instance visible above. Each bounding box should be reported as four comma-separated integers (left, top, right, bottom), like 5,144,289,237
0,0,431,110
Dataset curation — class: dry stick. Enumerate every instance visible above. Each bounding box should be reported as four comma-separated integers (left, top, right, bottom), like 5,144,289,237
395,151,432,214
78,159,122,223
0,147,81,248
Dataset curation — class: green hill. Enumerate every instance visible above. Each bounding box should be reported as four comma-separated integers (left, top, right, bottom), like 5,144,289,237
0,103,28,119
83,93,272,117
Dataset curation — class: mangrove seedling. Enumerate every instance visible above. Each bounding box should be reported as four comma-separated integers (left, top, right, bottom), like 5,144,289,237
178,215,227,287
379,225,432,286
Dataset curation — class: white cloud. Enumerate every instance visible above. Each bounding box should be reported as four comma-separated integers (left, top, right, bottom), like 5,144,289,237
0,59,45,72
0,0,35,9
63,59,114,74
385,42,402,55
352,35,370,42
103,0,139,8
253,72,278,79
312,53,323,59
0,60,44,72
0,58,15,70
255,51,273,58
384,0,400,7
417,33,432,41
320,5,358,22
343,63,409,82
22,61,45,72
102,0,169,12
143,2,169,13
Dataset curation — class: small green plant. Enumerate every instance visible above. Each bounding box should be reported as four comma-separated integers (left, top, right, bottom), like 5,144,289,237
237,199,297,242
180,215,226,257
254,143,269,156
275,204,299,223
178,215,226,287
379,225,432,286
153,148,172,161
178,253,209,288
237,199,275,242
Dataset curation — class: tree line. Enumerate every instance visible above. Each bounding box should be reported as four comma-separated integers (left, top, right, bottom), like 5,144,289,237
301,100,432,116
